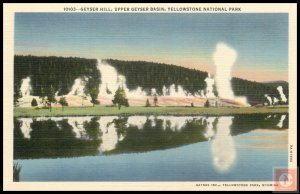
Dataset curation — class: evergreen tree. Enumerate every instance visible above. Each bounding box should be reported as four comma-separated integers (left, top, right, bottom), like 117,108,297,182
112,86,129,110
31,98,38,107
145,99,151,107
47,85,57,112
89,87,99,107
58,96,68,111
154,95,158,106
39,87,48,108
204,100,210,108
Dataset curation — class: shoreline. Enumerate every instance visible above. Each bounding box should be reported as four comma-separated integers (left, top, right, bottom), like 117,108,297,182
14,106,289,118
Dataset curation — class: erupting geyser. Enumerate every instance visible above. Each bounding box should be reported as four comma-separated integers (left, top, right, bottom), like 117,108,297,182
20,77,32,96
273,97,279,105
264,94,273,105
204,74,216,98
213,42,249,106
213,43,236,100
96,59,197,106
97,60,127,98
97,59,149,100
277,86,287,103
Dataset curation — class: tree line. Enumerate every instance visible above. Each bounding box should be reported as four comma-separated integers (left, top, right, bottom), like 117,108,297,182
14,55,288,107
14,55,101,104
105,59,288,105
104,59,209,96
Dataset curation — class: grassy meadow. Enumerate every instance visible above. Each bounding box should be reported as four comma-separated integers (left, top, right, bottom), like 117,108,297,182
14,106,289,117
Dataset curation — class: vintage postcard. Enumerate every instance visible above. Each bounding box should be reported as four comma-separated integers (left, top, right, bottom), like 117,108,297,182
3,3,297,191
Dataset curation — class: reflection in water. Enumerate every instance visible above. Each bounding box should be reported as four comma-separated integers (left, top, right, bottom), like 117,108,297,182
67,116,93,139
14,118,101,159
203,117,217,140
211,116,235,173
156,116,192,131
19,118,32,139
277,114,286,128
127,116,147,130
98,116,119,152
14,114,288,162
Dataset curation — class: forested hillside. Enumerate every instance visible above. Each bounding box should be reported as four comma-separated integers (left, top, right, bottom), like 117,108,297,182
105,59,210,95
14,55,100,97
231,78,288,104
105,59,288,104
14,55,288,106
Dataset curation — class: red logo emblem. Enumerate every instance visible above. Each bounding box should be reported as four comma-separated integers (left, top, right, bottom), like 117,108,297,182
274,168,297,191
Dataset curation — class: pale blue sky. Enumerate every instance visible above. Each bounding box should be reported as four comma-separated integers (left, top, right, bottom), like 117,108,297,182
15,13,288,81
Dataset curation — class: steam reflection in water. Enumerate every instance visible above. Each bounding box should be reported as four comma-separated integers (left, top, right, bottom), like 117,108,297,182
210,116,236,173
14,114,287,174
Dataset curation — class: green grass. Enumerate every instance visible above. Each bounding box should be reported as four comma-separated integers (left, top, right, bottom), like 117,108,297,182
14,106,289,117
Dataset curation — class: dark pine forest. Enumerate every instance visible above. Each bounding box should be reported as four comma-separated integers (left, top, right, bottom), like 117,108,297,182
14,55,101,97
14,55,288,105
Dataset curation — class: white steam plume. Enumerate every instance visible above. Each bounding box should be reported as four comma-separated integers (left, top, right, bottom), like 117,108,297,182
97,60,127,98
200,90,205,97
97,60,190,100
151,88,157,96
20,77,32,97
212,43,249,106
264,94,273,105
277,86,287,103
204,74,216,98
213,43,237,100
68,77,88,96
273,97,279,105
169,84,186,97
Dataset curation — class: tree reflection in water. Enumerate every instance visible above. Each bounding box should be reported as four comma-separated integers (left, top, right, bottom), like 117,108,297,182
14,114,288,160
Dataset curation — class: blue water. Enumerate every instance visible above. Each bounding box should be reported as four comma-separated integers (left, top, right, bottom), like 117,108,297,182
15,133,287,181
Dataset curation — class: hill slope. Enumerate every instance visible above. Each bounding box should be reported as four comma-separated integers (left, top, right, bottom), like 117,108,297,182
14,55,288,106
105,59,288,105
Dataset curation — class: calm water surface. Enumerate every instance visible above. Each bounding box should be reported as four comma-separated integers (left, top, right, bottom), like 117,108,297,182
14,114,288,181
